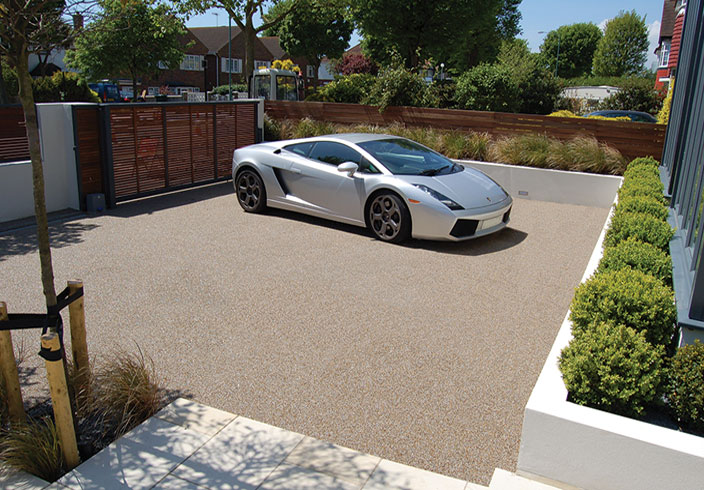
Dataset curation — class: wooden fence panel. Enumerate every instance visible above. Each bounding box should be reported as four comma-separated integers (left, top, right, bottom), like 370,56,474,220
0,106,29,163
264,101,666,162
73,106,103,198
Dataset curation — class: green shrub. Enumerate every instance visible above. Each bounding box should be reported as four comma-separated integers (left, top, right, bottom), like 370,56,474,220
598,238,672,286
487,133,553,167
211,83,248,95
618,182,666,203
559,322,665,417
570,268,676,346
516,66,561,115
422,80,458,109
438,130,489,160
619,174,664,196
455,63,519,112
604,211,674,251
32,72,99,102
365,64,426,112
1,60,19,101
615,195,669,221
626,156,660,171
667,340,704,432
319,73,376,104
599,78,664,115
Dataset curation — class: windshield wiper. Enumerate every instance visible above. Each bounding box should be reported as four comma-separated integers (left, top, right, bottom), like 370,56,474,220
419,165,450,176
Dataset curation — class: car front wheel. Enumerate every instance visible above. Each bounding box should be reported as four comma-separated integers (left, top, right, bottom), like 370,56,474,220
236,169,266,213
368,193,411,243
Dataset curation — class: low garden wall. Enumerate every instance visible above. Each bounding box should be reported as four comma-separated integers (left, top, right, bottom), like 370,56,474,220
517,184,704,490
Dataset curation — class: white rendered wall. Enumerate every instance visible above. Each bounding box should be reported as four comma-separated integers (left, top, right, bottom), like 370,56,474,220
0,103,84,223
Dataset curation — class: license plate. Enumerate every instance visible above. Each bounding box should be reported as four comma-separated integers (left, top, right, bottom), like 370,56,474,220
481,216,502,230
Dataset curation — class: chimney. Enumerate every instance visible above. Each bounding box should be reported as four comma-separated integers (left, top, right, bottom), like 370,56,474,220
73,14,84,30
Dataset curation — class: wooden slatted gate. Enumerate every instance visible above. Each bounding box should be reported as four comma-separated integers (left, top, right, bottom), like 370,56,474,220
0,105,29,163
72,101,259,208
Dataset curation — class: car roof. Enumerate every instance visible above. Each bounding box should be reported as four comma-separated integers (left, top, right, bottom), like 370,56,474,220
283,133,403,145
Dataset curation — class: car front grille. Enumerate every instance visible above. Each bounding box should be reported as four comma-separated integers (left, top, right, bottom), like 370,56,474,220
450,219,479,238
503,207,512,223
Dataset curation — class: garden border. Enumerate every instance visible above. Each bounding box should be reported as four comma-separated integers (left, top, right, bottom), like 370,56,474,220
517,193,704,490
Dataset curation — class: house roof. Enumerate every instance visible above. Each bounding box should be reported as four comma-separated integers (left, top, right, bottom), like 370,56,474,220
345,43,362,55
659,0,677,40
259,36,287,59
189,26,242,53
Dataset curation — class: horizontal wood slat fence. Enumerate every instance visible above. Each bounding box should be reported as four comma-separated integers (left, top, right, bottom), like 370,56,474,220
0,106,29,163
264,101,666,162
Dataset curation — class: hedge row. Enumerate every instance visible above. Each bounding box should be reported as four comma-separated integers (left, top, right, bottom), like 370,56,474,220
559,157,704,433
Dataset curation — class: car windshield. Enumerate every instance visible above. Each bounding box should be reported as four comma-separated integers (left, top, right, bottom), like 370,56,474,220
357,138,462,176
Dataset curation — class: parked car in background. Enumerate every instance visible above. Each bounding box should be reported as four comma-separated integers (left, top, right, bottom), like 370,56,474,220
585,110,657,123
232,134,512,243
88,82,126,102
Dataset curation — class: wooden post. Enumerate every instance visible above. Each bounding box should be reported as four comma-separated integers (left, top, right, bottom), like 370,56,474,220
67,280,90,397
41,332,80,470
0,302,24,424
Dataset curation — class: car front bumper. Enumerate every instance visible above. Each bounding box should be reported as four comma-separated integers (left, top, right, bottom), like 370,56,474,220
409,198,513,241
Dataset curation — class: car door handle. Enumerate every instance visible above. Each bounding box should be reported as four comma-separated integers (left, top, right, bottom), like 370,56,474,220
289,167,301,174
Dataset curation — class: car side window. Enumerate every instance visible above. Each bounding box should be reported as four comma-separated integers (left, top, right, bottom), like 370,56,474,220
359,157,380,174
308,142,362,166
283,142,315,157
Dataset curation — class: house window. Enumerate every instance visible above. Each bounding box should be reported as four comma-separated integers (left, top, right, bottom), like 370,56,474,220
255,60,271,70
306,65,315,78
221,58,242,74
147,87,160,95
659,40,671,68
180,55,203,71
157,61,168,70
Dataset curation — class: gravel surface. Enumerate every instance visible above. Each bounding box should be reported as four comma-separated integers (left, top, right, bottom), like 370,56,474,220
0,182,609,485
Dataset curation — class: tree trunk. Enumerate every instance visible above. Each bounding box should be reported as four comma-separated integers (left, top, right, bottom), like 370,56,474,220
313,59,320,89
244,24,256,87
16,48,58,309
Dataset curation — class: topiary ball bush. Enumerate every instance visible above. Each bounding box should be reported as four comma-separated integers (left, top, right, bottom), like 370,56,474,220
618,183,666,203
598,238,673,286
559,322,665,418
623,163,660,182
667,340,704,433
614,195,669,221
619,174,665,197
570,268,676,346
604,211,674,252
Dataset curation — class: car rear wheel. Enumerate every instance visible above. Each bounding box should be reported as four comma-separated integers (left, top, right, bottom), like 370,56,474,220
368,193,411,243
236,169,266,213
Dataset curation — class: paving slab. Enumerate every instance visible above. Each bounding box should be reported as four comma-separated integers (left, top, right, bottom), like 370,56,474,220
0,469,50,490
156,397,236,437
363,459,468,490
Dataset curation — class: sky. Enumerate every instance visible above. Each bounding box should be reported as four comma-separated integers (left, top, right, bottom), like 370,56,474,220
186,0,666,69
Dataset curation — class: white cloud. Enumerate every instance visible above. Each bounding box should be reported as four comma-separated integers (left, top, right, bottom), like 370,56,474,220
598,18,609,31
648,20,661,70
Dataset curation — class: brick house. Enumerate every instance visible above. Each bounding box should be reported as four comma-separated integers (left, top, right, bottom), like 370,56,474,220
141,27,315,94
654,0,687,90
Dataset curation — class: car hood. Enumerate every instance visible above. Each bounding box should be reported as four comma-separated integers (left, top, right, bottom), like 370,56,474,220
397,166,510,210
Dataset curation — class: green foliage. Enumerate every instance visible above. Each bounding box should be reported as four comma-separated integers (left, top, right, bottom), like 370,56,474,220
66,0,187,97
625,156,660,175
291,117,336,138
32,72,100,102
658,79,674,124
455,63,518,112
570,268,676,346
618,175,665,201
561,75,644,88
559,322,665,417
593,10,650,76
539,23,603,78
422,80,458,109
615,195,669,221
0,418,65,482
211,84,248,95
263,114,282,141
599,78,664,115
318,73,376,104
604,211,674,252
351,0,503,69
667,341,704,432
276,0,352,82
365,63,426,111
1,61,18,101
598,237,672,286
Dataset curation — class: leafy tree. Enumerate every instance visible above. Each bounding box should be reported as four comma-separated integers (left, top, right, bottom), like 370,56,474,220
539,23,602,78
593,10,649,76
66,0,186,99
0,0,76,310
351,0,503,69
273,0,352,87
365,61,426,111
180,0,298,83
333,53,378,76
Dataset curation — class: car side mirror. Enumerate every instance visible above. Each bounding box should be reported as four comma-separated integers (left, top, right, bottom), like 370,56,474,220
337,161,358,177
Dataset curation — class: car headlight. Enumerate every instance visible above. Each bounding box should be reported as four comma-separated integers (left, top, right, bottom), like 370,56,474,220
412,184,464,210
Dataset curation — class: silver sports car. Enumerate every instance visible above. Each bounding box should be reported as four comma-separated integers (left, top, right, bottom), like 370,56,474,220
232,134,512,243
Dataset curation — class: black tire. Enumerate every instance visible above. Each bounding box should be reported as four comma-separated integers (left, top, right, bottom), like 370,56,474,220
367,193,411,243
236,169,267,213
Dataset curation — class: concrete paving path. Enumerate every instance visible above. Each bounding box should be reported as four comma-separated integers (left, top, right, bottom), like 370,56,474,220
0,182,609,485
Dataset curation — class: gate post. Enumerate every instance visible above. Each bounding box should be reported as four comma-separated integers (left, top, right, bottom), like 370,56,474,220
0,302,25,424
68,280,90,399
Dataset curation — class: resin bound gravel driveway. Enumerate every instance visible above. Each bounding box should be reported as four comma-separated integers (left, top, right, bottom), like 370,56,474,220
0,182,609,486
